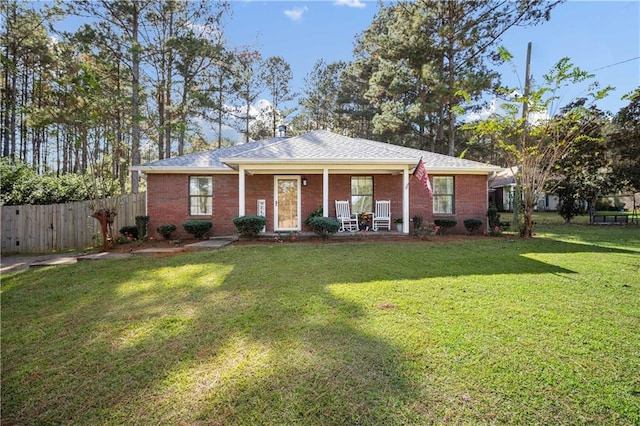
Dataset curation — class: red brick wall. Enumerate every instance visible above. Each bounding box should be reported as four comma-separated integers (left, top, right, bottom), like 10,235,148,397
408,174,489,233
452,174,489,230
145,172,488,237
214,175,240,235
146,173,189,239
146,173,239,239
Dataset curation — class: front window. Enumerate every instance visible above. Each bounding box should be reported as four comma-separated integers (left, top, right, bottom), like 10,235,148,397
351,176,373,213
433,176,454,214
189,176,212,216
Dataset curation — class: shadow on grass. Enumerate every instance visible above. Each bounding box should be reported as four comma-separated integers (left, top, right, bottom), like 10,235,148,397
2,253,421,424
1,236,638,424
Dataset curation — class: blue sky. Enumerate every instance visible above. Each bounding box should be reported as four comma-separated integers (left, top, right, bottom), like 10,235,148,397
225,0,640,116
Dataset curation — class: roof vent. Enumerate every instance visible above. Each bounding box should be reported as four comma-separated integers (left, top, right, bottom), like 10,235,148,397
277,125,287,138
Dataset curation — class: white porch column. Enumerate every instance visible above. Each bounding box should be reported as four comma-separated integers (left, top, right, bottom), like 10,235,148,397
402,168,410,233
322,168,329,217
238,166,246,216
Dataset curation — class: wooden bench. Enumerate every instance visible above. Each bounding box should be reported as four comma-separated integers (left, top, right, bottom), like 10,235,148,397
590,214,629,224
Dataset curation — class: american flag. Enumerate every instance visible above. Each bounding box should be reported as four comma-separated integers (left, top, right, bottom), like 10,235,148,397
413,158,432,196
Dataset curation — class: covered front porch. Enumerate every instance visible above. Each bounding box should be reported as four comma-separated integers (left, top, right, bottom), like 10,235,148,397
229,164,416,234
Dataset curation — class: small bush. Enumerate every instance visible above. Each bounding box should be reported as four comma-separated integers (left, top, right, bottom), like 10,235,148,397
414,221,437,240
307,216,340,239
156,224,177,240
119,225,138,240
182,220,212,239
305,206,323,226
135,215,150,238
412,215,423,235
595,198,611,211
433,218,457,233
487,203,500,229
489,225,502,237
463,218,483,235
116,236,130,245
233,215,266,238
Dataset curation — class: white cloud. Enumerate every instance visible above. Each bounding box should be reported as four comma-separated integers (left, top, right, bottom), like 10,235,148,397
209,99,274,143
185,21,222,42
334,0,366,8
284,6,308,21
465,98,499,123
464,94,549,124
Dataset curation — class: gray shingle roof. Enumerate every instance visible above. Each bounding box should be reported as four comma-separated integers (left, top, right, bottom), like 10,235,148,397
133,137,283,170
133,130,500,173
489,166,517,188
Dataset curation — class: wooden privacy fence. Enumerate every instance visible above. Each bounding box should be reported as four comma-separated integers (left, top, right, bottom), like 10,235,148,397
1,193,146,254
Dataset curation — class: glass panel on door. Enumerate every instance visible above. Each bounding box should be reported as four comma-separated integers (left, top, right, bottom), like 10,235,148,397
275,177,300,230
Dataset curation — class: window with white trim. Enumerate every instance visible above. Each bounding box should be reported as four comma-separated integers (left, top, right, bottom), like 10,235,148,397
433,176,454,214
189,176,212,216
351,176,373,213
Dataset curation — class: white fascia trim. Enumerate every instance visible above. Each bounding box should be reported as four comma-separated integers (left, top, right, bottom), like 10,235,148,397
131,166,235,174
132,164,501,175
427,167,502,175
220,158,417,166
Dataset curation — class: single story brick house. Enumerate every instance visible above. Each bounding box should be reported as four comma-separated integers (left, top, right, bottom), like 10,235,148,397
132,130,501,238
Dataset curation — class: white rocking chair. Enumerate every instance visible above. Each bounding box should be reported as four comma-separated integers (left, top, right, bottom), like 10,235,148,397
372,200,391,231
335,200,359,232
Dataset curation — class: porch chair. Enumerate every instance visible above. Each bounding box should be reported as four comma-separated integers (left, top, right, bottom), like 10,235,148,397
372,200,391,231
335,200,359,232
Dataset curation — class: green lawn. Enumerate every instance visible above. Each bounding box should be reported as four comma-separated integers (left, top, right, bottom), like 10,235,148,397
2,224,639,425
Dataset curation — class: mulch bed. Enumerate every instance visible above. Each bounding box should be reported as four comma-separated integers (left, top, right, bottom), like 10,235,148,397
106,232,485,253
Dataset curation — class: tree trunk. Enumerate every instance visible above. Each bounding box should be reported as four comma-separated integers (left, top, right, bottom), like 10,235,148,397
165,12,174,158
446,12,456,157
178,86,188,156
157,84,165,159
216,73,224,148
130,3,141,193
92,208,117,251
244,92,250,143
523,203,534,238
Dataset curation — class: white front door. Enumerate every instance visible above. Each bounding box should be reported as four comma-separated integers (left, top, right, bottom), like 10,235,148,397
274,176,301,231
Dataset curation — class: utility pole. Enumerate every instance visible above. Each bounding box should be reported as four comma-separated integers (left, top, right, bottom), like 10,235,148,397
522,42,532,126
514,42,532,226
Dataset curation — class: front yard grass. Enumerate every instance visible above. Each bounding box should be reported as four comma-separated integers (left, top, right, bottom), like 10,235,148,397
2,224,639,424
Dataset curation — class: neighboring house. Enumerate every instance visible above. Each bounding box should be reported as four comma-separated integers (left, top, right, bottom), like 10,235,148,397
132,130,501,238
489,166,559,212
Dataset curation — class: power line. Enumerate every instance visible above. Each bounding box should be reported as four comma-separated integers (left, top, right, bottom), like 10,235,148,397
592,57,640,72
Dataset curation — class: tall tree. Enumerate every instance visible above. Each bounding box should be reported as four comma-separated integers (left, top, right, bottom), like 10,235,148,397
229,47,262,143
550,100,611,220
336,58,378,140
1,0,58,164
144,0,229,157
71,0,150,193
299,59,346,132
173,32,223,155
144,0,179,160
205,48,235,149
261,56,294,137
355,0,561,154
466,53,611,237
608,88,640,193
